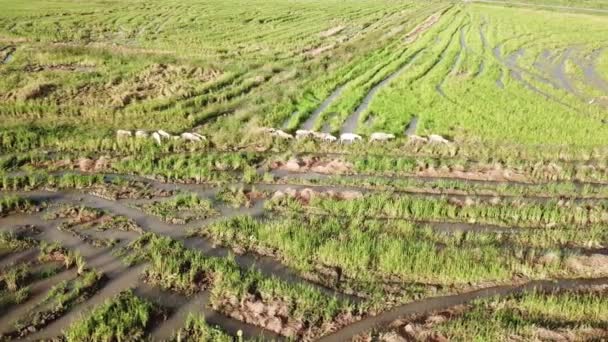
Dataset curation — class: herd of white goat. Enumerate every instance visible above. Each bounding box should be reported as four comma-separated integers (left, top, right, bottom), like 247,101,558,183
115,127,450,145
263,128,450,144
116,129,206,144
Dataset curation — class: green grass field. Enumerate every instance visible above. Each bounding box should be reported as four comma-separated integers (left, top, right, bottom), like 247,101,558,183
1,0,607,340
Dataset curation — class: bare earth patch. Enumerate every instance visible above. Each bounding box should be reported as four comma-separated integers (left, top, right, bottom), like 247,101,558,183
271,157,353,174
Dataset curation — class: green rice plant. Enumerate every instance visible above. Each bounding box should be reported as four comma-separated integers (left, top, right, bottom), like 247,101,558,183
0,232,34,255
269,192,608,229
200,213,600,291
125,233,358,337
9,270,103,337
0,287,30,311
137,192,218,224
63,289,159,342
0,196,35,216
434,289,608,341
172,314,234,342
0,263,30,292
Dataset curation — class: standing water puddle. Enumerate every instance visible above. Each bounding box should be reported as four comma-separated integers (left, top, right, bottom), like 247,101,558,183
404,116,419,136
300,85,345,131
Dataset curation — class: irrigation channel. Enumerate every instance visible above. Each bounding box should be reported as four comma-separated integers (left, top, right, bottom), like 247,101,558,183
2,164,608,340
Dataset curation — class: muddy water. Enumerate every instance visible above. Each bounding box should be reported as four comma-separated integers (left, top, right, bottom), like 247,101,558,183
318,276,608,342
404,116,419,136
1,47,14,64
300,85,345,131
575,48,608,93
341,52,421,134
0,248,37,269
5,189,358,303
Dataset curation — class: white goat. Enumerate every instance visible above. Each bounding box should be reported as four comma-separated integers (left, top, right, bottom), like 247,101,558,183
191,132,207,140
295,130,315,139
135,130,149,139
313,132,337,142
271,129,294,139
369,132,395,142
181,132,203,142
157,130,172,139
339,133,362,144
116,130,132,139
428,134,450,144
151,132,162,145
408,135,428,143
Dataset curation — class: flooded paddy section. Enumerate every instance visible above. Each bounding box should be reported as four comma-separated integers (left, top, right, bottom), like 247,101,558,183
320,276,608,342
2,162,608,339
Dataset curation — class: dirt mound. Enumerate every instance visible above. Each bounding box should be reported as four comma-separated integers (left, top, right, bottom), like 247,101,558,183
361,306,469,342
77,156,110,172
219,294,302,337
271,187,362,204
272,156,353,174
216,293,359,339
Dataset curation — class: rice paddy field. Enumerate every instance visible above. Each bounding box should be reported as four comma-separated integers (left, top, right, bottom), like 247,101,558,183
0,0,607,340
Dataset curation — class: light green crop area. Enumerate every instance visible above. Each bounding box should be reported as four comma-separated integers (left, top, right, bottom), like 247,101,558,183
320,4,608,146
0,0,606,149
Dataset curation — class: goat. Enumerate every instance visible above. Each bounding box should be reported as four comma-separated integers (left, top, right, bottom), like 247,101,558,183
151,132,162,145
116,130,132,139
339,133,362,144
181,132,203,142
369,132,395,142
135,130,149,139
271,129,294,139
428,134,450,144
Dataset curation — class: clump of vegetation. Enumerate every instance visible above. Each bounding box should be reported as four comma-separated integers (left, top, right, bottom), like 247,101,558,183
63,290,162,342
114,153,261,184
43,204,103,223
88,177,174,201
125,233,360,339
433,290,608,341
171,314,234,342
4,270,102,339
38,241,85,271
268,192,608,229
137,193,218,224
0,231,35,255
0,196,37,216
94,215,145,234
0,172,106,192
215,186,264,208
